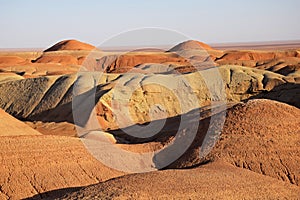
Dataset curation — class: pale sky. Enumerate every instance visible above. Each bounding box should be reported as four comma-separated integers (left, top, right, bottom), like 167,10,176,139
0,0,299,48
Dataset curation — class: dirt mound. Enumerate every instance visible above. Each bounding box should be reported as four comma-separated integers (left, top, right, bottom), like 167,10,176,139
0,135,124,199
87,41,216,74
112,99,299,187
168,40,214,52
167,100,299,183
33,54,79,65
94,52,188,73
0,109,40,136
205,99,300,185
59,161,300,200
44,40,95,52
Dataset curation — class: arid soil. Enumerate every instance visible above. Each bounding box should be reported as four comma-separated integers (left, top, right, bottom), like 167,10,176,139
0,135,124,199
60,161,300,200
0,109,41,136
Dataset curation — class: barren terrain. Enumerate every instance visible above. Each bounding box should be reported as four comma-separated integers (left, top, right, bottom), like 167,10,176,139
0,40,299,199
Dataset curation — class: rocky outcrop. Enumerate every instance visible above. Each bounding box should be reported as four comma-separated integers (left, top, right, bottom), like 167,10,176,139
216,50,300,80
0,66,298,129
0,72,24,84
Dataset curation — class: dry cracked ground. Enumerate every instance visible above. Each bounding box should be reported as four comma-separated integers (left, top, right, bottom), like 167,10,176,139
0,40,299,199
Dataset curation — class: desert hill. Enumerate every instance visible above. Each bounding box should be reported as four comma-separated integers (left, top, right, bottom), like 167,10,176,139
59,160,300,200
54,99,300,199
166,100,300,184
33,54,79,65
209,99,300,185
93,52,189,73
0,40,300,199
107,99,300,184
0,99,299,199
0,40,97,78
168,40,214,51
0,65,298,128
0,40,300,80
44,40,95,52
215,50,300,79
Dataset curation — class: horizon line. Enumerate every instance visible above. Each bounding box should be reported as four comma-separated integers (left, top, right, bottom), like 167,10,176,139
1,39,300,52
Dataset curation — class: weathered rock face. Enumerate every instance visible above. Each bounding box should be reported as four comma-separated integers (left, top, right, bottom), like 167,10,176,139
0,72,24,84
0,65,298,130
93,52,189,73
216,50,298,62
215,50,300,81
87,41,220,74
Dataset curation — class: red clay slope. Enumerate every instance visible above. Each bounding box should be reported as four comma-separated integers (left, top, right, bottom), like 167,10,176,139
44,40,95,52
168,40,214,51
